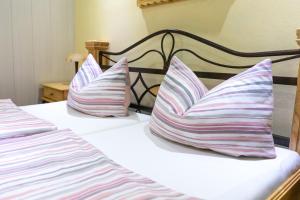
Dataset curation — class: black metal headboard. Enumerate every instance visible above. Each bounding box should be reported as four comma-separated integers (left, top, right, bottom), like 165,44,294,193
98,29,300,147
99,29,300,110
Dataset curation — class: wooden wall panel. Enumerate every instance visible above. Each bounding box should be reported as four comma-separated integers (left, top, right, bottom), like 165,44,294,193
0,0,15,101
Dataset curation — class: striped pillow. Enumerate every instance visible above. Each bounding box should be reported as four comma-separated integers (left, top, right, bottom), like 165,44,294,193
67,55,130,117
150,57,276,158
158,56,208,115
70,54,102,92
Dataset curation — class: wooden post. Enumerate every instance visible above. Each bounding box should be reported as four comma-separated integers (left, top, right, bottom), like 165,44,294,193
290,28,300,154
85,41,109,66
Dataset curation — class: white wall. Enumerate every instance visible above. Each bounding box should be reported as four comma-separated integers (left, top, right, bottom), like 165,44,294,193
0,0,74,106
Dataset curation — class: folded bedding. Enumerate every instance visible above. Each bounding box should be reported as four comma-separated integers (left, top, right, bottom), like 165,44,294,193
0,129,195,199
0,99,57,139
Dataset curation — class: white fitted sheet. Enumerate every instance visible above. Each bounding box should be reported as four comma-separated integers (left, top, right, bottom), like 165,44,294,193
21,102,300,200
81,123,300,200
21,101,150,135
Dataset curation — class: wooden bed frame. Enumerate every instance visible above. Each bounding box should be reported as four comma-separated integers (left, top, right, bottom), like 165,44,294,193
86,29,300,200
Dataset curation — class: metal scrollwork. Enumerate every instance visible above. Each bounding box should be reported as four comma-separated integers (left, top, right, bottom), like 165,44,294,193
98,29,300,112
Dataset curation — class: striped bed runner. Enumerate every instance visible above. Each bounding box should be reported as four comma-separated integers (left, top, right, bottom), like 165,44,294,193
0,99,57,139
0,129,196,199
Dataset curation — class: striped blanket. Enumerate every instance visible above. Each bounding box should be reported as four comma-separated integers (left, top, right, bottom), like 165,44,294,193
0,99,57,139
0,129,196,199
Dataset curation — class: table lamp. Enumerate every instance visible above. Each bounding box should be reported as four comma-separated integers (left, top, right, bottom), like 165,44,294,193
67,53,84,73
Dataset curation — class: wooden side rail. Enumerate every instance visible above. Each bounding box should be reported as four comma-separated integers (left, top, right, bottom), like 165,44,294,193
269,28,300,200
85,41,109,65
290,28,300,154
267,169,300,200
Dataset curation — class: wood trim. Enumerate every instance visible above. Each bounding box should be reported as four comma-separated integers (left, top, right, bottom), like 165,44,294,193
297,28,300,48
270,27,300,200
85,41,109,65
149,86,160,96
137,0,182,8
267,169,300,200
41,96,55,103
290,30,300,154
290,98,300,154
41,82,69,91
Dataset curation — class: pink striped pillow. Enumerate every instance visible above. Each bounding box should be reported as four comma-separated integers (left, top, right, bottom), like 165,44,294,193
150,57,276,158
67,55,130,117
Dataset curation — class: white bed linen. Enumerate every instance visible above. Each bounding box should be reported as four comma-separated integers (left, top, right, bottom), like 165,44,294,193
21,102,300,200
21,101,150,135
81,123,300,200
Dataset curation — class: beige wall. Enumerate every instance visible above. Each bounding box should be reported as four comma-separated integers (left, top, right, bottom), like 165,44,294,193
74,0,300,137
75,0,300,72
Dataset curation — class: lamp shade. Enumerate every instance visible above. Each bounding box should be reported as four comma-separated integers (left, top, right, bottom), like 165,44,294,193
67,53,85,74
67,53,84,63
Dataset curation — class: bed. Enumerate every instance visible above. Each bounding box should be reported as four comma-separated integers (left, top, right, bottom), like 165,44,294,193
20,101,300,200
1,29,300,199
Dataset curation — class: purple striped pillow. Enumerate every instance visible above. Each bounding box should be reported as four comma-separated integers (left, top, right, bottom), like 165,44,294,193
150,57,276,158
67,56,130,117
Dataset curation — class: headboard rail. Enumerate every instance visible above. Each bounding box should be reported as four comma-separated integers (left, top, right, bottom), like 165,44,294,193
99,29,300,68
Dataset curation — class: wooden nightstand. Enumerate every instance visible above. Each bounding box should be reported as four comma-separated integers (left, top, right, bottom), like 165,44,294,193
41,82,69,103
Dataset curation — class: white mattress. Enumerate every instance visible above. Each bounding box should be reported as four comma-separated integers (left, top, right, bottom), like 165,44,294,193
21,101,300,200
21,101,150,135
